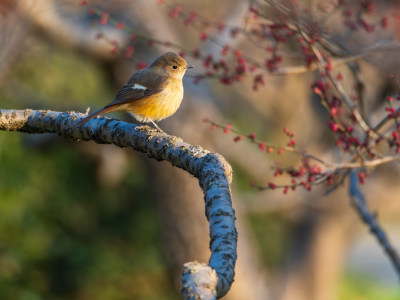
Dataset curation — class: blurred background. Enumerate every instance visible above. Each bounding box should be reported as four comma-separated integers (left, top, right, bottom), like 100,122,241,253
1,0,400,299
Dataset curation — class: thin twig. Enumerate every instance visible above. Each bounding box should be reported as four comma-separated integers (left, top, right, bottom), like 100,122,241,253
373,106,400,133
207,120,400,171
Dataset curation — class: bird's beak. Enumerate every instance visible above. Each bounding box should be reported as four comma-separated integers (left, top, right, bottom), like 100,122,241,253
186,65,194,69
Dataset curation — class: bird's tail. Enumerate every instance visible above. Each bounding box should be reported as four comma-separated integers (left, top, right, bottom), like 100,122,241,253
77,105,118,126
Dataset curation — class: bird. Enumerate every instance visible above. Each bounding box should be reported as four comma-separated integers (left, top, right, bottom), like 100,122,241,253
77,52,193,131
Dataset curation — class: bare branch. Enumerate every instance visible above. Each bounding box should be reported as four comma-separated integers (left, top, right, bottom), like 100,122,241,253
0,108,238,299
326,155,400,170
349,170,400,279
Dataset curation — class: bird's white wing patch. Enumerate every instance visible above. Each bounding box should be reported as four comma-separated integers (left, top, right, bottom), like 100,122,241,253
131,83,147,90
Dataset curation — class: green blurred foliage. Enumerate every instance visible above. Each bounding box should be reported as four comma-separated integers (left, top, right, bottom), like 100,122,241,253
0,45,177,299
1,43,113,110
247,213,294,269
339,272,400,300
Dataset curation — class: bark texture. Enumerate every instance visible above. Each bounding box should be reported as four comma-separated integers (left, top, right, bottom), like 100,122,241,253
0,108,237,299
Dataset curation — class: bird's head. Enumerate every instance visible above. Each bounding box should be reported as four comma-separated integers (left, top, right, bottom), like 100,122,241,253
150,52,193,80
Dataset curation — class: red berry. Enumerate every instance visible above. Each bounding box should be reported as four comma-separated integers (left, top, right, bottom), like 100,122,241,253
247,133,256,141
268,182,277,189
233,136,243,142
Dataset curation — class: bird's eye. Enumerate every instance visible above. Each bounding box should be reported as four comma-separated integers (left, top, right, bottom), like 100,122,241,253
172,65,178,70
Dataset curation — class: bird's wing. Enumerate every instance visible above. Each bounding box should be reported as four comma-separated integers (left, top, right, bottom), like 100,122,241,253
105,70,169,108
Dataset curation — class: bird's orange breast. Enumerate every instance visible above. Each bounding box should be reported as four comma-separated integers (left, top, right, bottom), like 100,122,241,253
119,79,184,123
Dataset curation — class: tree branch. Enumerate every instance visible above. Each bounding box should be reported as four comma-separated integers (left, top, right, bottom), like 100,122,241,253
0,108,237,299
349,170,400,279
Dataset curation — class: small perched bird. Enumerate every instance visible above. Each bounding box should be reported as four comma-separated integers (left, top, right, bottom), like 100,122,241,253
77,52,193,131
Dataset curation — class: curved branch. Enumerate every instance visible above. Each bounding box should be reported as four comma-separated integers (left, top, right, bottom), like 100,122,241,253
349,170,400,279
0,108,237,299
